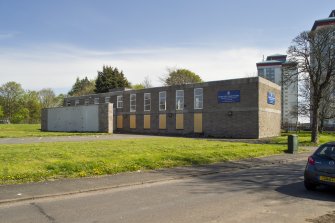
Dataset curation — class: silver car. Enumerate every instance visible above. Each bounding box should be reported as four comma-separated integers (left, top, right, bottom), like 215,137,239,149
304,142,335,190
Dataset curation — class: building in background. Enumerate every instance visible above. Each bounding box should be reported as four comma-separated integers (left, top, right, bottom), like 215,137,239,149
311,10,335,128
256,54,298,128
59,77,281,139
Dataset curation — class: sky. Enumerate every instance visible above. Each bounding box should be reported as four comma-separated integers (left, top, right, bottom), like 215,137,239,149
0,0,334,94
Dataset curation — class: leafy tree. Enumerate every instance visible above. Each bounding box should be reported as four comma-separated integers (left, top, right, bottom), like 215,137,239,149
23,91,41,123
39,88,58,108
55,94,66,107
132,84,145,90
95,66,130,93
132,76,153,90
0,81,25,121
68,77,95,96
11,108,29,124
287,26,335,143
0,105,3,118
161,68,203,86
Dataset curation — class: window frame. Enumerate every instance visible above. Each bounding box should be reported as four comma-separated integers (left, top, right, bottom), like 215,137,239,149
130,94,136,112
194,88,203,110
104,96,110,104
144,93,151,111
117,95,123,108
176,90,184,111
94,98,99,105
159,91,167,111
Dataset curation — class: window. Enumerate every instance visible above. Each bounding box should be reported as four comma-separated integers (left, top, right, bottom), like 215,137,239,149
176,90,184,110
159,91,166,111
94,98,99,104
117,95,123,108
66,101,71,106
265,68,275,82
105,97,110,104
130,94,136,112
75,100,79,106
144,93,151,111
258,68,265,77
194,88,203,109
85,99,89,105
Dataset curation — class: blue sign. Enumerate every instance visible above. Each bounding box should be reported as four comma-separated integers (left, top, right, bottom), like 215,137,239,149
218,90,240,103
267,92,276,105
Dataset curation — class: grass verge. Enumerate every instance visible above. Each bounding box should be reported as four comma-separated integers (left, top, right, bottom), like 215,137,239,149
0,124,107,138
0,138,287,185
270,131,335,146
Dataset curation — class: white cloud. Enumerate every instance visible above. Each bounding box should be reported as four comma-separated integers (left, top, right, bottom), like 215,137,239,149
0,44,286,93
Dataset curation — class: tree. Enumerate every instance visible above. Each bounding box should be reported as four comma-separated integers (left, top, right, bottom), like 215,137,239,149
161,68,203,86
68,77,95,96
0,105,3,118
23,91,41,123
319,86,335,132
95,66,130,93
39,88,58,108
132,76,153,90
287,26,335,143
132,84,145,90
142,76,153,88
0,81,25,121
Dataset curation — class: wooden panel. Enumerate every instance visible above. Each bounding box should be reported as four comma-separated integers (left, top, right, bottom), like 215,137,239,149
159,114,166,129
130,115,136,129
176,114,184,130
117,115,123,129
144,115,151,129
194,113,203,133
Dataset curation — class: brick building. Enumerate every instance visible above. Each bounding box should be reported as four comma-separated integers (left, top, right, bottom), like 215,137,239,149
60,76,281,139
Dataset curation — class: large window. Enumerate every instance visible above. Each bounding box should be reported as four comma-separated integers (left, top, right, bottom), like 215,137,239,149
117,95,123,108
194,88,203,109
159,91,166,111
258,68,265,77
144,93,151,111
266,68,275,82
176,90,184,110
130,94,136,112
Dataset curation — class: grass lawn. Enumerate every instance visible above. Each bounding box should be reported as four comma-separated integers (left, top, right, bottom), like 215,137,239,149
270,131,335,146
0,138,287,185
0,124,107,138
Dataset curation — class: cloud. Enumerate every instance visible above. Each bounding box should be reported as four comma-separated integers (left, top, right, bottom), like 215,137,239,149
0,44,286,93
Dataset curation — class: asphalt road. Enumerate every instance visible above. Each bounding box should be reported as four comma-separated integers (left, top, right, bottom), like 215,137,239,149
0,160,334,223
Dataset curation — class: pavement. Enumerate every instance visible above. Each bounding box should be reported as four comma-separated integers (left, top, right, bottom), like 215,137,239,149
0,149,315,205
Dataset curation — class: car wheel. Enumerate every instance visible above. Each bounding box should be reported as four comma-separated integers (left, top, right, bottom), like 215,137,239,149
304,180,317,191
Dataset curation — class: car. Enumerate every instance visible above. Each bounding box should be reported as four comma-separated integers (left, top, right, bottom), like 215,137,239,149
304,142,335,190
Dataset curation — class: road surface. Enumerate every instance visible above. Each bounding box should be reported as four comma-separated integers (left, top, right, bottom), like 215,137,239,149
0,160,334,223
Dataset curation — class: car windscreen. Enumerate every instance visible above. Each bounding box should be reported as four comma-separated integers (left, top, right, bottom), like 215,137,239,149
315,144,335,160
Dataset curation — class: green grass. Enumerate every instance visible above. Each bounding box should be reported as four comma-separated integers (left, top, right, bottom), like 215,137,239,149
0,138,287,185
270,131,335,146
0,124,107,138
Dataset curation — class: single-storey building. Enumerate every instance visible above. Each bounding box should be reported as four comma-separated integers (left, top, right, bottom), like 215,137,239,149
42,76,281,139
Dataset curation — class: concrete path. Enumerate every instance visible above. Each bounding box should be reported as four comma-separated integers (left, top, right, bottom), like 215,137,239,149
2,150,334,223
0,134,165,144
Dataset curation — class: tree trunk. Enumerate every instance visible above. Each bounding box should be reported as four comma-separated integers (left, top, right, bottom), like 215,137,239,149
311,106,319,144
